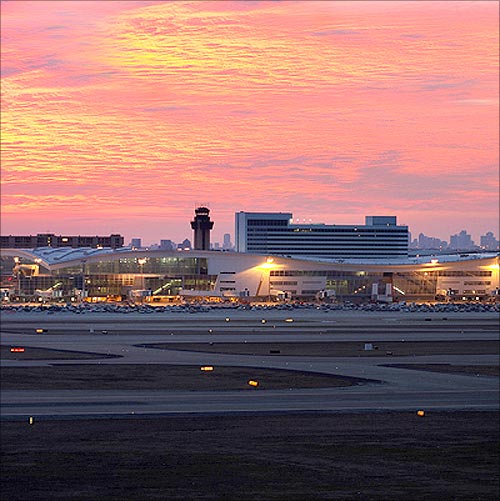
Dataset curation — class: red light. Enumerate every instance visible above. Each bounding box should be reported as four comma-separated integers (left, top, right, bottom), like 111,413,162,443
10,347,25,353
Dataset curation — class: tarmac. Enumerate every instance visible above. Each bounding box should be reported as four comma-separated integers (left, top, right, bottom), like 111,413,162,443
1,309,498,418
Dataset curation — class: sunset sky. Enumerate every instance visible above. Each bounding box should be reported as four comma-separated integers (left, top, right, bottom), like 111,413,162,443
1,0,498,246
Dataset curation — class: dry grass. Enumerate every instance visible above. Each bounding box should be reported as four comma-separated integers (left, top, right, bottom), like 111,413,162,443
0,364,369,391
1,411,498,500
138,340,500,357
383,363,499,377
1,345,119,361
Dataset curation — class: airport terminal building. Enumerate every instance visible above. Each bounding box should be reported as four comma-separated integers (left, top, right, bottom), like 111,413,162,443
1,209,497,303
1,246,498,304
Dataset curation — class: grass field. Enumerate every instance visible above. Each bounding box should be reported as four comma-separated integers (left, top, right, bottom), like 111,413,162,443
0,363,369,391
1,411,498,500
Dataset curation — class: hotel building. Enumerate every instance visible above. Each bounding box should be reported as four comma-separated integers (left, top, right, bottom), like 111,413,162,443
235,212,409,260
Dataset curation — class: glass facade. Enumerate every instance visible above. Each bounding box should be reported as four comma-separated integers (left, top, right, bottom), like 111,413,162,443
270,269,494,299
1,256,213,299
1,252,497,302
60,257,210,275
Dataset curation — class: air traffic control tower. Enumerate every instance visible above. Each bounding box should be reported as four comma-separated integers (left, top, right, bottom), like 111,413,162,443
191,207,214,250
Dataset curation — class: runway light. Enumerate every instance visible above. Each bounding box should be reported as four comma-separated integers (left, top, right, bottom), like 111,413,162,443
284,318,294,323
200,366,214,371
248,380,259,387
417,410,425,417
10,347,25,353
261,319,266,324
225,317,230,322
29,416,34,425
35,328,46,333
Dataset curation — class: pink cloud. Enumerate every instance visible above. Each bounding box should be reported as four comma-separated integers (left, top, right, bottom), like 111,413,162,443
1,0,498,244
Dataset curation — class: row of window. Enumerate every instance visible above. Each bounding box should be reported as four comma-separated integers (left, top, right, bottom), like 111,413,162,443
247,220,289,226
247,227,407,233
271,270,493,278
55,257,209,275
271,270,375,277
247,241,408,246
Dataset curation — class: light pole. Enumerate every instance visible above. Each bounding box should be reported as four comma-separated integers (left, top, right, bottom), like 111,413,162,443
81,259,86,303
267,257,274,302
137,257,147,303
13,257,21,299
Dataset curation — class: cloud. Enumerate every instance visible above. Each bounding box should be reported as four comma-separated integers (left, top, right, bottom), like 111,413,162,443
230,109,257,115
454,98,499,106
43,25,67,31
1,0,498,242
421,79,476,91
1,67,23,77
141,105,190,112
311,29,361,37
400,33,425,39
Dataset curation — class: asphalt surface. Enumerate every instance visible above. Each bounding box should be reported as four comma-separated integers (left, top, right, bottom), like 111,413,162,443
1,310,498,418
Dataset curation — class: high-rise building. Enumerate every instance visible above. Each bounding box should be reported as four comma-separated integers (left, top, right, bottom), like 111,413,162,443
130,238,142,249
223,233,232,250
177,238,192,250
449,230,475,250
235,212,408,260
411,233,448,250
190,207,214,250
159,239,176,251
480,232,499,251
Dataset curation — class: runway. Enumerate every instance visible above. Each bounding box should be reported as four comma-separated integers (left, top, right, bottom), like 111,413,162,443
1,310,498,418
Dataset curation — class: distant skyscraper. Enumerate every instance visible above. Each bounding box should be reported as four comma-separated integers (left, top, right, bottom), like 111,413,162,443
223,233,232,250
190,207,214,250
449,230,475,250
159,239,176,250
415,233,448,250
130,238,142,249
177,238,192,250
480,232,499,251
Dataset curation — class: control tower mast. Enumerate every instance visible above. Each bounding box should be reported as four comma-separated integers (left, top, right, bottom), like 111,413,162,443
191,207,214,250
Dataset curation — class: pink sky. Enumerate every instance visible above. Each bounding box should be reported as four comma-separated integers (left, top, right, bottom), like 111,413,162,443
1,0,498,245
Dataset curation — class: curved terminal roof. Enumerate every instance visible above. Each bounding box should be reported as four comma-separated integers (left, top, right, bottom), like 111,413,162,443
1,246,498,270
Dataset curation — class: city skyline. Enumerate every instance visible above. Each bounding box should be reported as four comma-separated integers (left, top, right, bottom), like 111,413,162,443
124,225,500,251
3,220,498,253
1,1,499,244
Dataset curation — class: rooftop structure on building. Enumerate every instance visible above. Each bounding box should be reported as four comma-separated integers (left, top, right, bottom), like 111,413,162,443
235,212,408,260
